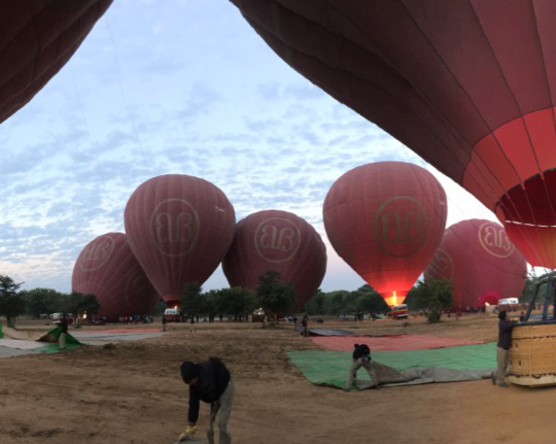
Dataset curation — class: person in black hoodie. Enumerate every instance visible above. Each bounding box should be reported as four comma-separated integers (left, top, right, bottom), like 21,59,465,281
344,343,378,391
179,357,234,444
492,310,516,388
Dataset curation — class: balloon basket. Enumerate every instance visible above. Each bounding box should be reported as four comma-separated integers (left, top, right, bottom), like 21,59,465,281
507,323,556,387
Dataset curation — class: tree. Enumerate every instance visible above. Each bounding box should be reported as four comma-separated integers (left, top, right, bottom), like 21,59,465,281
0,275,25,328
180,282,204,319
25,288,61,318
213,287,256,321
413,279,453,323
356,292,389,315
67,292,101,315
256,270,297,325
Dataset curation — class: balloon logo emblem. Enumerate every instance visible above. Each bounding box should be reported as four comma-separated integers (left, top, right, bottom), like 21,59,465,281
254,217,301,263
478,223,515,258
149,198,200,257
374,196,429,257
79,236,115,272
427,248,455,281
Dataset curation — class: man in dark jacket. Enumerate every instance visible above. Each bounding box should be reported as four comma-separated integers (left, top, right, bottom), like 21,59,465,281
179,358,234,444
344,343,378,391
58,314,69,351
493,310,515,387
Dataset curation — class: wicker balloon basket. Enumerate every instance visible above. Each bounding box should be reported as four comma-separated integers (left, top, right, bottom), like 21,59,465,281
507,323,556,387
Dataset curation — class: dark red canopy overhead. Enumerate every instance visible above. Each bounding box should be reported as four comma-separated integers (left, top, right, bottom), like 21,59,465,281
323,162,447,306
425,219,527,310
124,174,236,306
72,232,159,321
232,0,556,268
0,0,112,124
222,210,327,308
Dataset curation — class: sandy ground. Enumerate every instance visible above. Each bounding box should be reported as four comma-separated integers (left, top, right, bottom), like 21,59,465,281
0,313,553,444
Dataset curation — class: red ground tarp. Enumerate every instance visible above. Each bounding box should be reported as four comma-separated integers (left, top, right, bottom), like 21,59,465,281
311,334,482,352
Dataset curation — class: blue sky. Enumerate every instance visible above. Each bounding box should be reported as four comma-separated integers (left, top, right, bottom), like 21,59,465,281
0,0,499,294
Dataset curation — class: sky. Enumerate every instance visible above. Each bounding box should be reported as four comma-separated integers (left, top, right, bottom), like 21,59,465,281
0,0,503,294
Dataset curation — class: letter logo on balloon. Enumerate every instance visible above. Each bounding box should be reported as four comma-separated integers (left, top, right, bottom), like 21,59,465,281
478,222,515,258
375,196,429,257
79,236,115,272
426,248,455,282
254,217,301,263
149,198,200,257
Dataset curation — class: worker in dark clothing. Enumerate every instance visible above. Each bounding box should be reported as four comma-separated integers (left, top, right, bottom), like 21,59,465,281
179,358,234,444
493,310,515,387
58,314,69,350
344,343,378,391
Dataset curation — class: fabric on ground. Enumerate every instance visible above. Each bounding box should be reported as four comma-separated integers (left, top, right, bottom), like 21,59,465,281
288,342,496,389
38,326,82,346
36,343,82,353
0,339,44,350
311,334,483,351
0,324,3,339
307,329,355,336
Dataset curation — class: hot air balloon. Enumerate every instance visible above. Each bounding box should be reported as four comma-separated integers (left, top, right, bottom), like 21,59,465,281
323,162,447,306
425,219,527,311
124,174,236,306
222,210,327,308
232,1,556,268
72,232,159,321
0,0,112,124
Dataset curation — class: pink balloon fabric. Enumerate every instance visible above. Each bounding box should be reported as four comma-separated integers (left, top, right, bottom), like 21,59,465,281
425,219,527,311
72,232,159,321
222,210,327,308
124,174,236,306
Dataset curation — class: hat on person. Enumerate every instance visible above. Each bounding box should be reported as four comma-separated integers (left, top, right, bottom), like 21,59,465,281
180,361,200,383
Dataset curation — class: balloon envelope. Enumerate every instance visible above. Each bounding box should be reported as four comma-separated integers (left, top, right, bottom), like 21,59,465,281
424,219,527,311
0,0,112,124
323,162,447,306
222,210,327,308
232,1,556,267
72,232,159,321
124,174,236,306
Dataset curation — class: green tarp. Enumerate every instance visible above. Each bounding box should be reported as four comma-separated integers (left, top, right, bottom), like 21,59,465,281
288,342,497,389
37,326,82,353
0,324,3,339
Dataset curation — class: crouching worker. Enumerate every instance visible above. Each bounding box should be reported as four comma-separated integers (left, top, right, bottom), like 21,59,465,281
344,343,378,391
179,357,235,444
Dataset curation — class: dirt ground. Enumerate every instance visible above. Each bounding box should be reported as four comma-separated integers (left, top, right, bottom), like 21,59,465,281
0,313,552,444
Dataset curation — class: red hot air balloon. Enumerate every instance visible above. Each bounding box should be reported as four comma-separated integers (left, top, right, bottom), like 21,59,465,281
222,210,327,308
0,1,112,124
124,174,236,306
232,1,556,268
323,162,447,306
72,233,159,321
424,219,527,311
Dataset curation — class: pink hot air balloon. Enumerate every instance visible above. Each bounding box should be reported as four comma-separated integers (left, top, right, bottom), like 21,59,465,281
0,1,112,124
425,219,527,311
72,233,159,321
124,174,236,306
324,162,447,306
222,210,327,308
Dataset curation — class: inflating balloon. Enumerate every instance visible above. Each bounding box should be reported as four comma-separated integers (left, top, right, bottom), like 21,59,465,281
72,232,159,321
124,174,236,306
222,210,327,308
323,162,447,306
425,219,527,311
232,1,556,268
0,1,112,124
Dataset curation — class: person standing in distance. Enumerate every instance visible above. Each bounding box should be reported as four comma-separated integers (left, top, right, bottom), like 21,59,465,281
493,310,515,387
179,357,234,444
